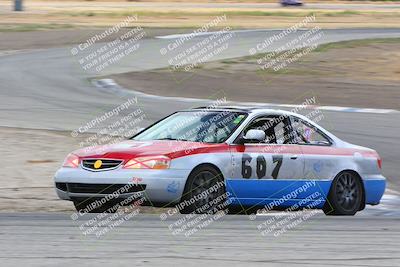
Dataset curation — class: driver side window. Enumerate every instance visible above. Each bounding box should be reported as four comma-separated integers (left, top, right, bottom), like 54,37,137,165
242,115,295,144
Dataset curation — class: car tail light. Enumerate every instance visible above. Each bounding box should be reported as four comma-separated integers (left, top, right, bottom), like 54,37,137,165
377,157,382,169
123,156,170,170
62,153,80,168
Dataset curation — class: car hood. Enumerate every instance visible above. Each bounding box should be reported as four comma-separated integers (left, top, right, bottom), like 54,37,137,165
72,140,228,161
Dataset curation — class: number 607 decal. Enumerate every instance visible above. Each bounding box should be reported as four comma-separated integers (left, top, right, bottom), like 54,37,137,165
241,154,283,179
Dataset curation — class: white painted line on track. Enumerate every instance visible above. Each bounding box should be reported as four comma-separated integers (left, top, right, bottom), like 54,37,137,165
155,29,278,39
93,79,399,114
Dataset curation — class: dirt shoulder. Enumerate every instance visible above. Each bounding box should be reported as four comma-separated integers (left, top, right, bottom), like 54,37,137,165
110,39,400,110
1,1,400,30
0,127,168,212
0,127,80,212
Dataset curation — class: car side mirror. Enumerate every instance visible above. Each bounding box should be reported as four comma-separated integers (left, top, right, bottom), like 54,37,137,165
240,129,265,144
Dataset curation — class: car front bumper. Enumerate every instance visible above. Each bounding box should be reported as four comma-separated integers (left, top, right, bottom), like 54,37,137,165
54,167,191,205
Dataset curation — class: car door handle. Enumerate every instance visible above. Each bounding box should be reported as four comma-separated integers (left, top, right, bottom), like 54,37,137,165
290,155,298,160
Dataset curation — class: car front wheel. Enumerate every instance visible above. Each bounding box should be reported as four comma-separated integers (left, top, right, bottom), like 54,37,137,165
179,166,226,214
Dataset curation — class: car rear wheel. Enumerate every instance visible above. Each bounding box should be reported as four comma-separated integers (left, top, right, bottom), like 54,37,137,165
323,172,363,216
179,166,227,214
73,198,119,214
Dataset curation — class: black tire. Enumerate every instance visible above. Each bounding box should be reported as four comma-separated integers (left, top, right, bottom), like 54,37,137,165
179,165,226,214
323,172,363,216
73,198,120,214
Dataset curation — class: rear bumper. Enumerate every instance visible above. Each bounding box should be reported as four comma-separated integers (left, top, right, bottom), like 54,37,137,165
363,176,386,205
54,167,191,205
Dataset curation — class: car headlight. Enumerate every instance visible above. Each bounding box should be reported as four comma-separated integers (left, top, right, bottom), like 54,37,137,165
123,156,171,169
62,153,80,168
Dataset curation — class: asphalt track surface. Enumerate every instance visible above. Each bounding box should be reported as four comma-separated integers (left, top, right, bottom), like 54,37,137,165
2,29,400,130
1,28,400,265
1,213,400,267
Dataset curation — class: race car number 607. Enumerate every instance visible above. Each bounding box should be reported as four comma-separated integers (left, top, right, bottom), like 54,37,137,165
242,154,283,179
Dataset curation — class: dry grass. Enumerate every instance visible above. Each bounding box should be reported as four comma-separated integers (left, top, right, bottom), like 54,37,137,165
1,1,400,30
111,39,400,109
25,0,400,2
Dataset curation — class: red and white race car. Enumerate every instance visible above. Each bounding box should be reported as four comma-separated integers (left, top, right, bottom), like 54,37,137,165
55,106,386,215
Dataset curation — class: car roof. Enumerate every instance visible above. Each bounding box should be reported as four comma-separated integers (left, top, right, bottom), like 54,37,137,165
190,105,297,116
184,105,340,145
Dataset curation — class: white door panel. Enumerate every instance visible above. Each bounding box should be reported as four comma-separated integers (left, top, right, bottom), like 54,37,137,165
230,145,304,180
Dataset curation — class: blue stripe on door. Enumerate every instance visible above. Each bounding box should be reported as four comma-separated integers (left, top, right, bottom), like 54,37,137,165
226,179,331,208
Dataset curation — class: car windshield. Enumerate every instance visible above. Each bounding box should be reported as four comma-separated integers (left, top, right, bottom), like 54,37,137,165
133,110,247,143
